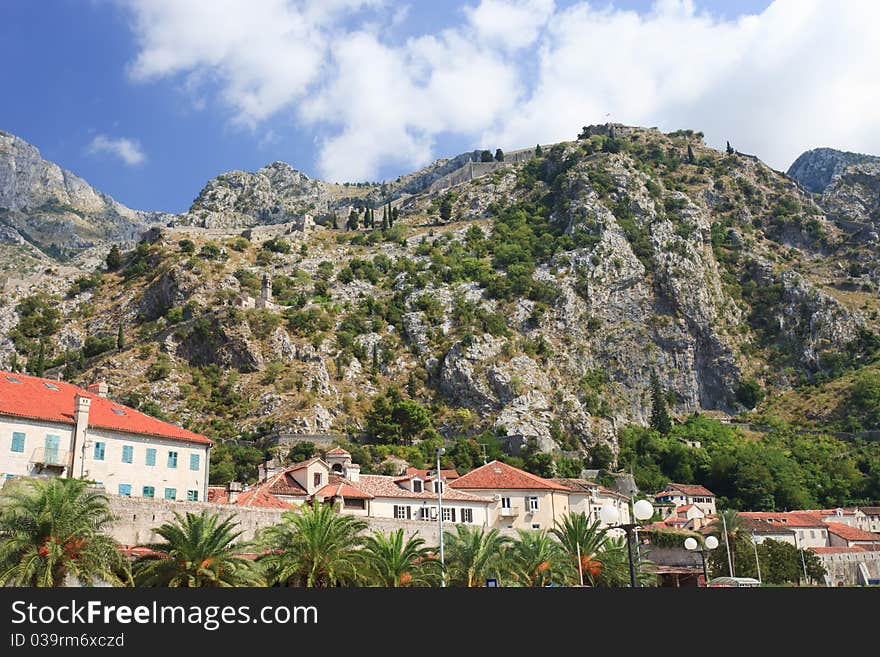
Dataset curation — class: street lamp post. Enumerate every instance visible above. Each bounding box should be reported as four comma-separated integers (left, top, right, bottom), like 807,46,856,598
600,499,655,588
685,535,719,586
436,447,446,587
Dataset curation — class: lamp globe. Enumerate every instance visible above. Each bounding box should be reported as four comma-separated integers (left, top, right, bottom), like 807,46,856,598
705,535,719,550
633,499,654,521
684,537,698,551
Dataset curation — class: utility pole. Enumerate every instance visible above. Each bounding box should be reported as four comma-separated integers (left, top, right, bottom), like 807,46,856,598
722,512,734,577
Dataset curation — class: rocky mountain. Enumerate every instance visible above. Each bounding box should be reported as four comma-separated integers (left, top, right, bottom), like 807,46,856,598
787,147,880,194
0,130,170,267
2,124,880,469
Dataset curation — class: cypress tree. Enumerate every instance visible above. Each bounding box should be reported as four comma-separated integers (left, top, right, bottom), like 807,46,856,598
106,244,122,271
687,144,695,164
535,143,543,157
382,208,389,231
332,213,338,230
391,207,399,225
347,209,359,231
494,148,504,162
726,141,734,155
30,341,46,377
116,324,125,350
650,370,673,435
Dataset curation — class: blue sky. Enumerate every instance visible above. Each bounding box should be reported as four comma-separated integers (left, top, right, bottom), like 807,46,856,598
1,1,877,214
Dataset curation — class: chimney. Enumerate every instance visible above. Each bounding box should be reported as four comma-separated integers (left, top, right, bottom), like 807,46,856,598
226,481,243,504
87,381,108,398
70,394,91,476
345,463,360,483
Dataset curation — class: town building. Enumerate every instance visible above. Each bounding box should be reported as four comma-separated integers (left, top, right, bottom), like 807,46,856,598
450,460,570,531
654,483,717,516
0,372,212,501
552,478,631,528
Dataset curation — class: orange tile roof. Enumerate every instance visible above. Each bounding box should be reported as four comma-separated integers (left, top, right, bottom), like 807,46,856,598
316,479,373,500
740,512,829,528
551,478,598,492
0,371,212,445
451,460,569,491
405,467,460,480
357,475,487,502
663,483,715,497
325,447,350,456
824,522,880,542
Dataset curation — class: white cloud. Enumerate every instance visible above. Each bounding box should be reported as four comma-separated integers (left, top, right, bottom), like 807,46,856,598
86,135,147,166
122,0,880,179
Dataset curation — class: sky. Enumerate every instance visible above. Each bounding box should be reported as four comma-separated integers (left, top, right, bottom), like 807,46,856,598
1,0,878,214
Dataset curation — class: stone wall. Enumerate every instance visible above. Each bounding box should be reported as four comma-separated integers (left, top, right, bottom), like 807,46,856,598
106,496,516,547
816,550,880,586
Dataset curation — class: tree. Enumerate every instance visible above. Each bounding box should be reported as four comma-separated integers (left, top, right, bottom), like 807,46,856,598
726,141,734,155
687,144,695,164
331,213,338,229
28,340,46,376
178,239,196,253
589,442,614,470
650,370,672,435
286,441,317,464
443,525,510,587
535,144,543,157
105,244,122,270
551,513,608,585
357,529,441,587
480,150,494,162
506,530,569,587
439,196,453,224
347,209,359,231
708,509,744,577
494,148,504,162
521,438,554,477
365,390,434,445
116,324,125,350
133,511,262,587
257,503,367,587
391,207,399,225
0,478,129,587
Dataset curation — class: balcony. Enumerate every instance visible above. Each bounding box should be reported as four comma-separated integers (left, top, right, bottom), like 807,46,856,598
499,506,519,517
30,447,69,471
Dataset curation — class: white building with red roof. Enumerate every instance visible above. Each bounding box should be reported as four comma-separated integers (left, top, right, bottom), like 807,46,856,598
450,460,570,531
0,371,212,502
654,483,717,516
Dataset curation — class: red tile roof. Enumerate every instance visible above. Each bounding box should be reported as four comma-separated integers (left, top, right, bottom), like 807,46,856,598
316,478,373,500
740,512,828,528
205,484,294,509
325,447,350,456
0,371,211,445
662,483,715,497
404,467,460,481
451,460,569,491
824,522,880,542
357,475,488,502
551,478,598,493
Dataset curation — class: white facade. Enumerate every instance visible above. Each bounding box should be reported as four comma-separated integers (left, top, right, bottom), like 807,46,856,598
1,409,211,502
368,496,490,526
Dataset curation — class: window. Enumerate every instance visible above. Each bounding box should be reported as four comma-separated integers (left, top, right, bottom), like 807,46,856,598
527,496,539,512
394,505,411,520
145,448,156,466
93,441,105,460
436,481,443,494
190,453,200,471
167,451,178,468
11,432,25,453
412,479,423,493
344,499,365,510
442,507,456,522
420,507,432,521
313,472,322,487
118,484,132,497
501,497,511,509
187,490,199,502
122,445,133,463
461,508,473,523
532,523,541,530
810,530,816,538
164,488,177,500
142,486,155,498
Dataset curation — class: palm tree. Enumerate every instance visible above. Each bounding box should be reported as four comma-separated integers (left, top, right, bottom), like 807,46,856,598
592,535,655,587
0,477,130,587
507,530,570,587
133,510,262,587
357,529,441,587
708,509,743,577
258,502,367,587
443,524,510,587
551,512,608,585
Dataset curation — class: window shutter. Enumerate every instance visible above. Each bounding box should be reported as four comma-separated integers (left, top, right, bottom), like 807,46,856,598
451,508,456,522
406,506,411,520
394,505,399,518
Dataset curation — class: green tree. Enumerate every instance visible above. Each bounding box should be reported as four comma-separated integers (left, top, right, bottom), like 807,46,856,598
286,441,318,463
178,239,195,253
133,511,262,587
105,244,122,270
687,143,695,164
551,513,609,586
347,209,359,231
494,148,504,162
507,530,569,587
535,143,543,157
0,478,129,587
28,340,46,376
521,438,554,477
650,370,672,435
443,525,510,587
116,324,125,350
480,149,494,162
258,503,367,587
439,196,453,224
365,390,434,445
707,509,744,577
726,140,734,155
357,529,441,587
589,442,614,470
331,213,339,229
